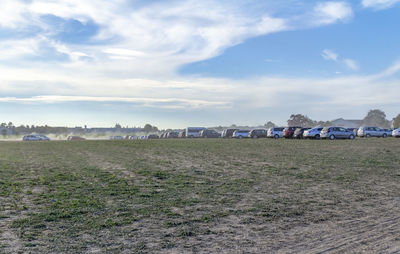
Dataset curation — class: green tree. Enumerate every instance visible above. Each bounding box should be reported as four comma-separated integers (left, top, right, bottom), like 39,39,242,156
264,121,276,128
362,109,390,128
143,124,153,133
287,114,316,127
393,114,400,129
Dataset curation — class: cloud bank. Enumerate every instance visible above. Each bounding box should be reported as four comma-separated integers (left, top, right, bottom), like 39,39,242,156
0,0,398,127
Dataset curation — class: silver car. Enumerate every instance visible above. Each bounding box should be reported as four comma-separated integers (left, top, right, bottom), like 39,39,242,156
303,127,323,139
393,128,400,137
321,127,355,140
23,134,50,141
232,130,250,138
267,127,284,138
357,126,390,138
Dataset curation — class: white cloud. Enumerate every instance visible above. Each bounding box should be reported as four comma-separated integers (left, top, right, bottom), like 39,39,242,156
321,49,359,71
2,0,399,127
312,2,353,25
0,96,229,109
322,49,339,61
343,58,359,70
362,0,400,9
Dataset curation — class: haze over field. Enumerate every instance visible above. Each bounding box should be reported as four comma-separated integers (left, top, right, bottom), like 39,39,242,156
0,0,400,128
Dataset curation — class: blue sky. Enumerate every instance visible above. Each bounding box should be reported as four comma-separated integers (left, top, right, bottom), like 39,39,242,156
0,0,399,128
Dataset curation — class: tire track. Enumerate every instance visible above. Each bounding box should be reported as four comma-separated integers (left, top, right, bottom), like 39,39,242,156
278,199,400,254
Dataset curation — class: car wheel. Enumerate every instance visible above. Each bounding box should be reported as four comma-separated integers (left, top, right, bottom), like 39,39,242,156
329,135,335,140
315,134,320,140
253,135,258,139
383,133,387,138
239,136,243,139
274,134,279,139
366,134,371,138
349,134,355,140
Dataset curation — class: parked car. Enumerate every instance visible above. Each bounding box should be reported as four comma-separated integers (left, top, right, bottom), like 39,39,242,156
199,129,220,138
381,129,393,137
178,131,186,138
148,134,159,139
186,127,206,138
346,128,358,136
23,134,50,141
109,136,124,140
221,129,237,138
293,128,311,139
393,128,400,137
303,127,323,139
249,129,267,138
357,126,390,138
321,127,355,140
232,130,250,138
267,127,284,138
283,126,301,139
67,136,86,141
166,131,179,138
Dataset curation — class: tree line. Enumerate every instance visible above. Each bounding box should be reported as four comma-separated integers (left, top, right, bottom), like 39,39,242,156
281,109,398,128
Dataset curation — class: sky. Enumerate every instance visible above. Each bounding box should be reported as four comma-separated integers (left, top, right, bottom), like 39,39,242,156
0,0,399,129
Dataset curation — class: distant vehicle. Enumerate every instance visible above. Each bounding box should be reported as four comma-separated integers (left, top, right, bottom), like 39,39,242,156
393,128,400,137
67,136,86,141
381,129,393,137
166,132,179,138
186,127,206,138
283,127,301,139
23,134,50,141
178,131,186,138
293,128,311,139
109,136,124,140
249,129,267,138
129,136,138,140
148,134,159,139
346,128,358,136
159,133,166,139
221,129,237,138
199,129,220,138
232,130,250,138
357,126,390,138
303,127,323,139
267,127,284,138
321,127,355,140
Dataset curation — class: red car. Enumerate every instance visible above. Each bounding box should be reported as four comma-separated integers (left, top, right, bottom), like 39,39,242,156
283,127,301,138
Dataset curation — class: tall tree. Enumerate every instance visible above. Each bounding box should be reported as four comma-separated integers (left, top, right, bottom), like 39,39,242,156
287,114,316,127
393,114,400,129
264,121,276,128
143,124,153,133
362,109,390,128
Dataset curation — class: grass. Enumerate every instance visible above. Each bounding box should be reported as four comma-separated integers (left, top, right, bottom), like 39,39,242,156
0,138,399,253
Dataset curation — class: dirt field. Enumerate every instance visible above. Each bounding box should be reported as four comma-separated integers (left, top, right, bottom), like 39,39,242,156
1,139,400,253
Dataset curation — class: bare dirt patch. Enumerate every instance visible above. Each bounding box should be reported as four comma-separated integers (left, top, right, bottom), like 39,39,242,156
0,139,399,253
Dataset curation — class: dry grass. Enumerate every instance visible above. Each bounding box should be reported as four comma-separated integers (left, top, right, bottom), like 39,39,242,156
0,138,400,253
